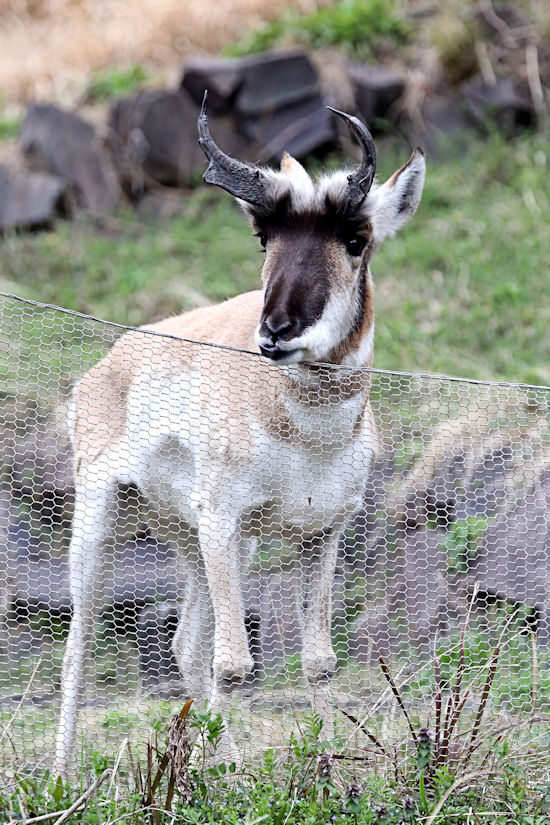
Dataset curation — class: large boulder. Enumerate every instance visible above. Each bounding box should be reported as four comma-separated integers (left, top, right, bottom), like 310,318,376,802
473,466,550,640
462,77,534,135
347,63,405,125
11,535,178,617
108,88,247,195
181,50,337,162
243,93,335,162
182,50,320,116
20,105,121,212
0,164,67,231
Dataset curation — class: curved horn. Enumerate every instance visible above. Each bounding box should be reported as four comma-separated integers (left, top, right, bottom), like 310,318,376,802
327,107,377,212
198,91,268,207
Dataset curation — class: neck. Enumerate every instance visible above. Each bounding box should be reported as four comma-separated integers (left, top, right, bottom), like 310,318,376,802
326,262,375,368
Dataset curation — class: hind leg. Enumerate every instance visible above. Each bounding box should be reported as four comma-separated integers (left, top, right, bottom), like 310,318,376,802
55,465,119,777
170,532,214,699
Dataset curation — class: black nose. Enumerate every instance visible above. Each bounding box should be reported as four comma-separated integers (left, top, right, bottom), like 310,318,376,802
265,316,292,342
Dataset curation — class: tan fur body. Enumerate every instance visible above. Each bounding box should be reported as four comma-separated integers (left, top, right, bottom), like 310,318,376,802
55,137,425,777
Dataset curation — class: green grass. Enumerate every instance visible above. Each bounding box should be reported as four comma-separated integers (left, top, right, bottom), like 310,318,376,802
373,132,550,386
225,0,409,59
86,63,150,102
1,131,548,385
0,113,20,141
2,653,549,824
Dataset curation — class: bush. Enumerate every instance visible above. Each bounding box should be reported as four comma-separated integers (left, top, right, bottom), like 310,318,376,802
226,0,410,59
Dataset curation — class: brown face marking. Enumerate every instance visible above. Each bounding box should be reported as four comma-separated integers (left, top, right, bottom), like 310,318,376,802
251,193,373,356
259,228,333,344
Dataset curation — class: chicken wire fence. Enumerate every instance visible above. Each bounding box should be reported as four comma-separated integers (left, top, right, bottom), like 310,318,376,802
0,291,549,781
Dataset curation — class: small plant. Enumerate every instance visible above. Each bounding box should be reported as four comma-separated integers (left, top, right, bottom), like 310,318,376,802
87,63,149,102
0,114,21,141
440,515,489,572
226,0,410,60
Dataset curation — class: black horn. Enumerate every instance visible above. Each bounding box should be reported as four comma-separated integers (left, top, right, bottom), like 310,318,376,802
327,107,377,212
198,91,268,207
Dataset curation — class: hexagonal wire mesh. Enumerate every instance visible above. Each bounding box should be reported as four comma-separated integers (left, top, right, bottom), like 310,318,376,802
0,291,548,782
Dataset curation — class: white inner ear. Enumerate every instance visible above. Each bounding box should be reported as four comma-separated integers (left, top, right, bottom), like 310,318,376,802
368,148,426,244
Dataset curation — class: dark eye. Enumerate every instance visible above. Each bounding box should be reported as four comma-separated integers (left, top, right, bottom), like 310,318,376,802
255,231,267,249
345,235,367,257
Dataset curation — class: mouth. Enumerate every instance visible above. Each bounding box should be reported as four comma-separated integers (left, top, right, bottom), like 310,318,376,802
259,344,304,364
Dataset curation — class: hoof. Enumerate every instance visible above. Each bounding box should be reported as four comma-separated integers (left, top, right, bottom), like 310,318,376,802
303,650,337,684
213,652,254,689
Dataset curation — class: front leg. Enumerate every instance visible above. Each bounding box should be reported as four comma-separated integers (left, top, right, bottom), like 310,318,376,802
199,509,254,686
299,524,343,740
198,506,254,762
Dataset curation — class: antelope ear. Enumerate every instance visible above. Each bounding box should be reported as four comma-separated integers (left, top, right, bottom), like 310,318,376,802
369,147,425,243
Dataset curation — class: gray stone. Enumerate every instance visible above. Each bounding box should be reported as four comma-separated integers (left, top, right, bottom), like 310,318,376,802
137,601,182,695
412,96,476,156
0,164,66,230
473,470,550,638
109,89,247,195
12,536,178,616
181,50,335,162
181,56,244,114
354,527,453,661
234,51,320,116
182,50,320,117
462,77,533,135
20,105,121,212
347,63,405,124
244,94,336,162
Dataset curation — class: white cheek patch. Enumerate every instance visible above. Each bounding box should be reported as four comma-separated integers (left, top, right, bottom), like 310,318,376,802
341,321,374,367
287,288,358,361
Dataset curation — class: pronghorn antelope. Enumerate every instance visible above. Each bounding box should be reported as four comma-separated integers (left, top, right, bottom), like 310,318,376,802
55,94,425,774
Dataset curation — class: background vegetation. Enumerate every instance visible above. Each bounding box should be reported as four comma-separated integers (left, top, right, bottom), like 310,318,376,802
0,0,549,822
1,129,548,385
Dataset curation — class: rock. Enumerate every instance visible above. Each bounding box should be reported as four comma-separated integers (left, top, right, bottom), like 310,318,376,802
181,56,244,115
412,96,476,156
473,468,550,639
347,63,405,124
181,50,337,162
354,527,453,661
108,88,247,195
0,487,15,621
0,164,67,231
244,570,302,670
12,556,71,616
136,190,185,220
243,94,336,162
20,105,121,212
462,77,533,135
137,601,182,695
182,50,320,116
234,51,320,116
0,410,75,525
11,536,178,616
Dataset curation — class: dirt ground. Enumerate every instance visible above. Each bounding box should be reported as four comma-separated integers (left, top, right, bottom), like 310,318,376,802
0,0,326,104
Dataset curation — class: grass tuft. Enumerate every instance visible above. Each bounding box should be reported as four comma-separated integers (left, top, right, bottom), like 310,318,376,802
86,64,150,102
225,0,410,59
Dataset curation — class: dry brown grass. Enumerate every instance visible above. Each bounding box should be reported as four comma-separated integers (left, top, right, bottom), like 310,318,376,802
0,0,326,104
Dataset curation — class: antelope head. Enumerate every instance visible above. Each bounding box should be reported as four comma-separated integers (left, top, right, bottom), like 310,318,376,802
198,93,425,367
